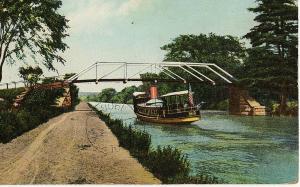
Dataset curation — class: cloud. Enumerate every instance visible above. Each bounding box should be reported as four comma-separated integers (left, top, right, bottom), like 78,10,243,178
117,0,143,16
65,0,147,34
66,0,114,34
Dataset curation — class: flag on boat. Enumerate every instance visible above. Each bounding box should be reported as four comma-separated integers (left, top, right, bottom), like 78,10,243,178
188,83,194,106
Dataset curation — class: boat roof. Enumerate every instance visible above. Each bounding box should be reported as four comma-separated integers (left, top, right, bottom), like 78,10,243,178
133,92,146,97
146,98,163,104
160,90,189,97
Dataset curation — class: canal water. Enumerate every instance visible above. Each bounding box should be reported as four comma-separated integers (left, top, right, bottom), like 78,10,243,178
90,102,298,184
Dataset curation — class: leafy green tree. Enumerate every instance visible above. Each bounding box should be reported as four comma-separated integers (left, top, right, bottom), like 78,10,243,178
159,33,245,108
96,88,117,102
243,0,298,114
139,73,183,96
0,0,69,82
64,73,76,80
122,87,134,103
19,65,43,87
161,33,245,75
112,86,138,104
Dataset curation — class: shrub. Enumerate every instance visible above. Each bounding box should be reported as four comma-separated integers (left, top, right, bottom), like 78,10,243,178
286,101,298,116
215,99,229,111
145,146,190,182
0,88,25,108
0,112,18,143
0,100,10,111
271,100,298,116
0,84,79,143
16,110,31,134
22,88,64,111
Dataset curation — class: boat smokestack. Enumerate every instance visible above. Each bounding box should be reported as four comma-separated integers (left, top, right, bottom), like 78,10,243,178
150,85,158,99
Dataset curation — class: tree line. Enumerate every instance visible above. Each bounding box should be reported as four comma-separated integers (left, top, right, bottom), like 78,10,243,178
0,0,297,115
86,0,298,115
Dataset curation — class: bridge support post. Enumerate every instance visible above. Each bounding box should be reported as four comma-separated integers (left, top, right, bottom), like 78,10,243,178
95,63,99,84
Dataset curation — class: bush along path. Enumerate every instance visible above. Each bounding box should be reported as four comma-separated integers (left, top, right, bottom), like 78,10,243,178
88,104,219,184
0,84,79,143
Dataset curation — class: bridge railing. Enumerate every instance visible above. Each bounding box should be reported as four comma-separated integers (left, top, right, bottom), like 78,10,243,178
67,61,236,85
1,61,236,90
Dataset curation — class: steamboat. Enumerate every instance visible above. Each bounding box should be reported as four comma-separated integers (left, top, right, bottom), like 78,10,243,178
133,85,200,124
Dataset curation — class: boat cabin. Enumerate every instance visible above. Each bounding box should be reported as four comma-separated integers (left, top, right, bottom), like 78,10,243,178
132,85,200,124
160,90,193,111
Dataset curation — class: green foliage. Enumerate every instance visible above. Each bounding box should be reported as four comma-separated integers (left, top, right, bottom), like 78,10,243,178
0,87,25,110
0,0,69,81
139,73,180,96
86,34,244,109
0,106,62,143
145,145,190,181
89,104,218,184
22,88,64,111
271,100,298,116
286,101,298,115
158,33,246,108
0,111,17,142
87,86,139,104
161,33,245,72
96,88,117,102
42,77,57,84
0,85,79,143
64,73,76,80
242,0,298,114
19,65,43,86
208,99,229,111
112,86,138,104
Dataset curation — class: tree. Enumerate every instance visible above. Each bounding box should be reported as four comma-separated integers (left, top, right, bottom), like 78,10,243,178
160,33,246,108
243,0,298,114
161,33,245,74
112,86,138,104
96,88,117,102
0,0,69,82
19,65,43,87
64,73,76,80
139,73,180,96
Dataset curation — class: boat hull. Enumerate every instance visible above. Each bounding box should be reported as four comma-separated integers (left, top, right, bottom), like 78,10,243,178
136,113,200,124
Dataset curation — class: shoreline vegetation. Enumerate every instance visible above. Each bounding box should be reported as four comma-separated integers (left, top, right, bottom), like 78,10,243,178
0,85,79,143
88,103,220,184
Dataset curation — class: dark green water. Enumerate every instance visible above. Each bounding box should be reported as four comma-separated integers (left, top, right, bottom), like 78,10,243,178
90,102,298,184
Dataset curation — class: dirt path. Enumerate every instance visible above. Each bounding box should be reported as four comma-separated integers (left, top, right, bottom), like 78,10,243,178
0,102,160,184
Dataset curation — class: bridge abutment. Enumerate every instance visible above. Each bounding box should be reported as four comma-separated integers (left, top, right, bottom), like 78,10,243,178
229,86,266,116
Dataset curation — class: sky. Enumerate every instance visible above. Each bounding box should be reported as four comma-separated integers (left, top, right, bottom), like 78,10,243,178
2,0,257,92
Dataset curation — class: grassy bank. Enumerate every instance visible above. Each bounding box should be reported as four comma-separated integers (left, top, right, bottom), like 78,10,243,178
89,104,219,184
0,85,79,143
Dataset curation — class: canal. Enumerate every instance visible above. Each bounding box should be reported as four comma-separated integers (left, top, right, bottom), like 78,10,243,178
90,102,298,184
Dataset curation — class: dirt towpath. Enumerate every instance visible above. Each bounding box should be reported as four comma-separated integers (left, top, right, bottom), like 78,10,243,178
0,102,160,184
